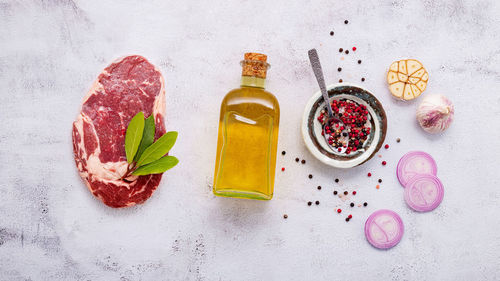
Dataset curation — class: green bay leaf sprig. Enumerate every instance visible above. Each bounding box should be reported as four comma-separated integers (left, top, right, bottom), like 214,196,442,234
122,112,178,179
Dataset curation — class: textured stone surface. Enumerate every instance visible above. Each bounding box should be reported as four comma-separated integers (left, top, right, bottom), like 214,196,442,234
1,0,499,280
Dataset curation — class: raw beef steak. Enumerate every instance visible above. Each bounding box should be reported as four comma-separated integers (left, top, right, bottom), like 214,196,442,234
72,55,166,208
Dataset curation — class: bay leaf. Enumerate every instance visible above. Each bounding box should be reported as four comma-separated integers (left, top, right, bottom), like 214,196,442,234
136,131,178,167
125,111,144,164
132,156,179,176
134,115,155,162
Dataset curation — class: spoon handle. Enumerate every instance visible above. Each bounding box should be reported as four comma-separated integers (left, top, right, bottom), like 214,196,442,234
308,49,333,117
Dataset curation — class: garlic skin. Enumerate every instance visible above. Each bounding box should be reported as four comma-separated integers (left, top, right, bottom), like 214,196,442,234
416,95,454,134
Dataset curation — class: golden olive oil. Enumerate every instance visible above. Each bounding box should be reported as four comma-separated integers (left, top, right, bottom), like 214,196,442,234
213,53,280,200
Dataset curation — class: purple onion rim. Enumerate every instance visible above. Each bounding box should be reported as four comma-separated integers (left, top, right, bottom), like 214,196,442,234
397,151,438,187
364,209,404,249
404,174,444,212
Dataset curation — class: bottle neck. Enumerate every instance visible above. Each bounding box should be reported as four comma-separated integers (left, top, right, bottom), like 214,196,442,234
241,76,266,89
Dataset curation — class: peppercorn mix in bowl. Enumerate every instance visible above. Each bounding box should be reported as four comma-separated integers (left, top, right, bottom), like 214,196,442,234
302,83,387,168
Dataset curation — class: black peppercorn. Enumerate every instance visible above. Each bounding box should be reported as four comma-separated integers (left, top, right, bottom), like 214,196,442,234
338,67,342,72
350,202,354,207
308,174,313,179
295,157,299,162
344,191,348,195
345,50,349,54
345,217,350,222
317,186,322,190
283,214,288,219
330,31,334,36
358,60,362,64
397,138,401,143
281,151,286,155
335,178,339,183
301,159,306,164
315,201,320,205
363,202,368,207
361,77,365,82
342,132,348,137
339,79,343,83
339,48,343,53
333,190,338,195
308,201,312,206
344,20,348,24
378,179,382,183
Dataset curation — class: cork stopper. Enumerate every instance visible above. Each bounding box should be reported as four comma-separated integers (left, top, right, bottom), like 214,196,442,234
240,52,270,79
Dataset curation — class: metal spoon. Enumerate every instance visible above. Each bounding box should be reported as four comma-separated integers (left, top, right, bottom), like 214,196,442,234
308,49,341,149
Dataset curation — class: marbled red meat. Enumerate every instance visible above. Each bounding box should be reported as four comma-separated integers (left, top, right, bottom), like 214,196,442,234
72,55,166,208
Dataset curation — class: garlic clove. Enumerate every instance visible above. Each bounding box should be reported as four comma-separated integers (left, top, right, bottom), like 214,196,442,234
407,59,422,75
398,72,409,82
398,60,408,74
416,80,427,91
412,68,426,78
410,84,422,98
387,71,399,84
408,77,420,84
389,62,399,72
390,82,405,98
403,84,413,100
421,72,429,82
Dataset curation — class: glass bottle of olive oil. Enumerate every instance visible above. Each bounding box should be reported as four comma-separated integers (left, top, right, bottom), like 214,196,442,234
213,53,280,200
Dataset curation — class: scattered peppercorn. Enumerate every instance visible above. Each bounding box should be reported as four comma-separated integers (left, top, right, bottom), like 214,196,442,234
339,48,343,53
339,79,343,83
348,214,352,219
345,50,349,54
315,201,320,205
367,172,372,177
344,20,348,24
301,159,306,164
345,217,350,222
384,144,389,149
281,167,285,172
308,201,312,206
376,185,380,189
350,202,354,207
282,150,286,155
283,214,288,219
333,190,338,195
330,31,334,36
361,77,365,82
295,157,300,162
382,161,387,166
352,191,357,195
358,60,362,64
397,138,401,143
338,67,342,72
378,179,382,183
337,208,342,213
344,191,348,195
308,174,313,179
363,202,368,206
335,178,339,183
317,185,322,190
352,47,357,51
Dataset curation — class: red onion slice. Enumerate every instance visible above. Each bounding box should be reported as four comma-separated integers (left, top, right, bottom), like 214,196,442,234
397,151,437,187
404,174,444,212
364,209,404,249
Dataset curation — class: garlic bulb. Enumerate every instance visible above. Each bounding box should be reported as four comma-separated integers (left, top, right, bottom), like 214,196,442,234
416,95,454,134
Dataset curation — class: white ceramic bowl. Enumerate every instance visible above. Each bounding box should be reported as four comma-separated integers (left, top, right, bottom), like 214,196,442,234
301,83,387,168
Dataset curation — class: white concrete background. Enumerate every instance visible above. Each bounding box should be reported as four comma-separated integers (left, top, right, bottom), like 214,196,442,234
1,0,499,280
